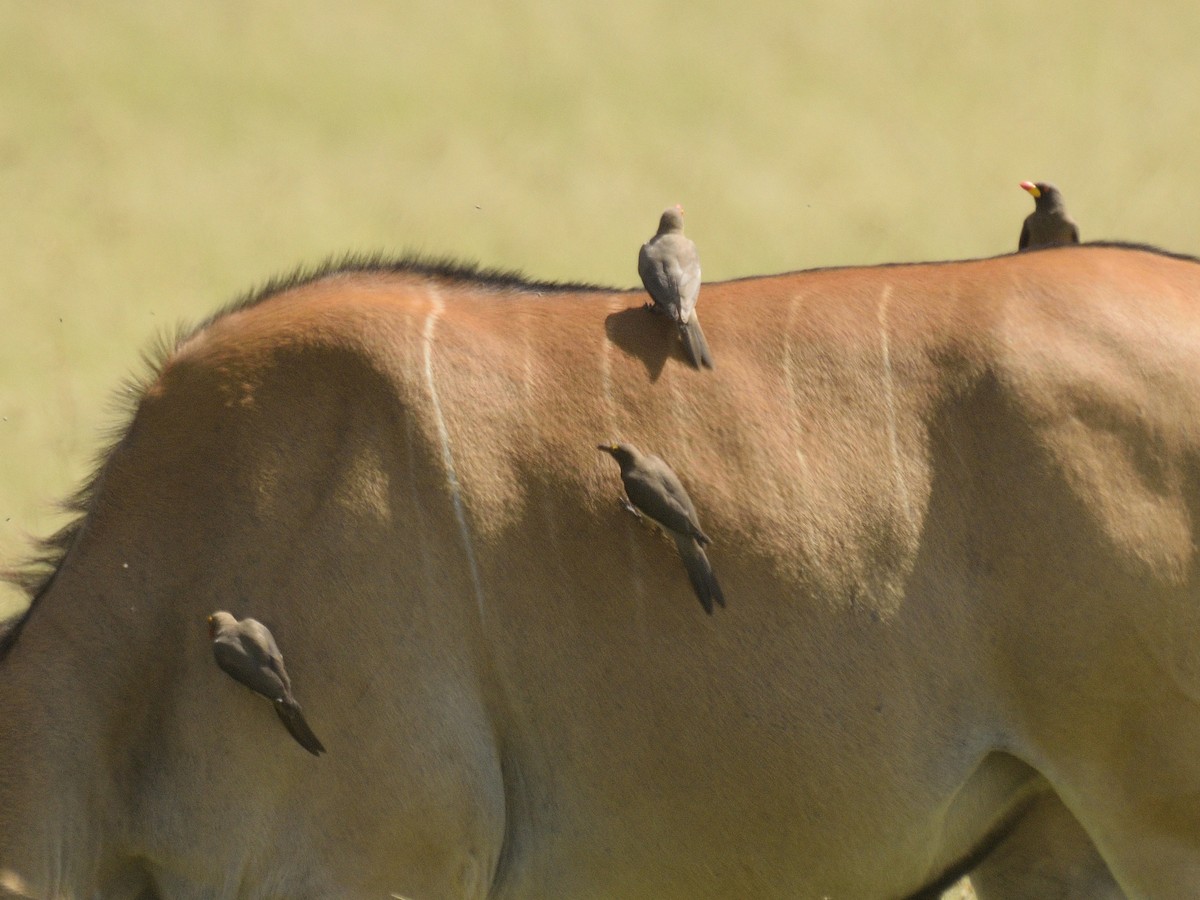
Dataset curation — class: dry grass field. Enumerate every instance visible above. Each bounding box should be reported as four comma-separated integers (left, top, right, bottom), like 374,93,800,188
2,3,1200,893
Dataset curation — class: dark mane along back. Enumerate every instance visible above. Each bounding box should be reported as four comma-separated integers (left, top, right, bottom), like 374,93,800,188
718,240,1200,284
1080,240,1200,264
0,253,619,660
204,252,620,329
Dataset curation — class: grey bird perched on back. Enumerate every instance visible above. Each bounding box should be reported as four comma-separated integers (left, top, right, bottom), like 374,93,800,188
1018,181,1080,250
638,205,714,369
207,611,326,756
598,442,725,614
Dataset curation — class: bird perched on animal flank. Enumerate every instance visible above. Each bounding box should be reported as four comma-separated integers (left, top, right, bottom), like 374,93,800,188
598,442,725,614
207,611,326,756
1018,181,1080,250
638,205,714,369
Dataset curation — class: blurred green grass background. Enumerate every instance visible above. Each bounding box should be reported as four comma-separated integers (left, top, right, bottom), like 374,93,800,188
3,0,1200,623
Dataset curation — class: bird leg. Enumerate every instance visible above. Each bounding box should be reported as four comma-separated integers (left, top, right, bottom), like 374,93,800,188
619,495,644,520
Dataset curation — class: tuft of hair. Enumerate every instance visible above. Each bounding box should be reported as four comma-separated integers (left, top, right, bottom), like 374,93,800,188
0,325,186,658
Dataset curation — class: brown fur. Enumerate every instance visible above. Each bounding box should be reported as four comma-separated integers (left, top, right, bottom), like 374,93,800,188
1,244,1196,896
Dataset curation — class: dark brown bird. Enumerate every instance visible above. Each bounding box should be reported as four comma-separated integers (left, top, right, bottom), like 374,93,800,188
207,611,326,756
1018,181,1080,250
598,442,725,614
638,205,714,369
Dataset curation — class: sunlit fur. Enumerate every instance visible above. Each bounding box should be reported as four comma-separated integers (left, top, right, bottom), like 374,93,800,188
4,243,1198,897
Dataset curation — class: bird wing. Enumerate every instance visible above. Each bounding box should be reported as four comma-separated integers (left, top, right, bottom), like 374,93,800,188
238,619,295,695
213,635,289,703
623,461,707,541
1018,220,1030,251
1069,220,1080,243
638,238,684,319
673,239,701,323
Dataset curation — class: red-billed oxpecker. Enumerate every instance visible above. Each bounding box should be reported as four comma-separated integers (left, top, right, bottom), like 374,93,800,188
208,611,326,756
637,205,714,369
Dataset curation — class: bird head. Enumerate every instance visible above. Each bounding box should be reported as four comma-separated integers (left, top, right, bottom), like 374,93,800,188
598,442,638,468
1020,181,1064,210
207,610,235,639
657,205,685,235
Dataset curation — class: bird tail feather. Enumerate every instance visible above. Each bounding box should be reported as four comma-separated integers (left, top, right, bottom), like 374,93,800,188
679,316,714,370
275,700,326,756
674,535,725,614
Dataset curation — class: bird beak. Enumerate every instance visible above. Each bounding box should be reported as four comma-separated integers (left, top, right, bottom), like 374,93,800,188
1020,181,1041,198
597,443,616,454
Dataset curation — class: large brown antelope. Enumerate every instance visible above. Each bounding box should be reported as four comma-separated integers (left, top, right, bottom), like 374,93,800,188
5,243,1198,898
